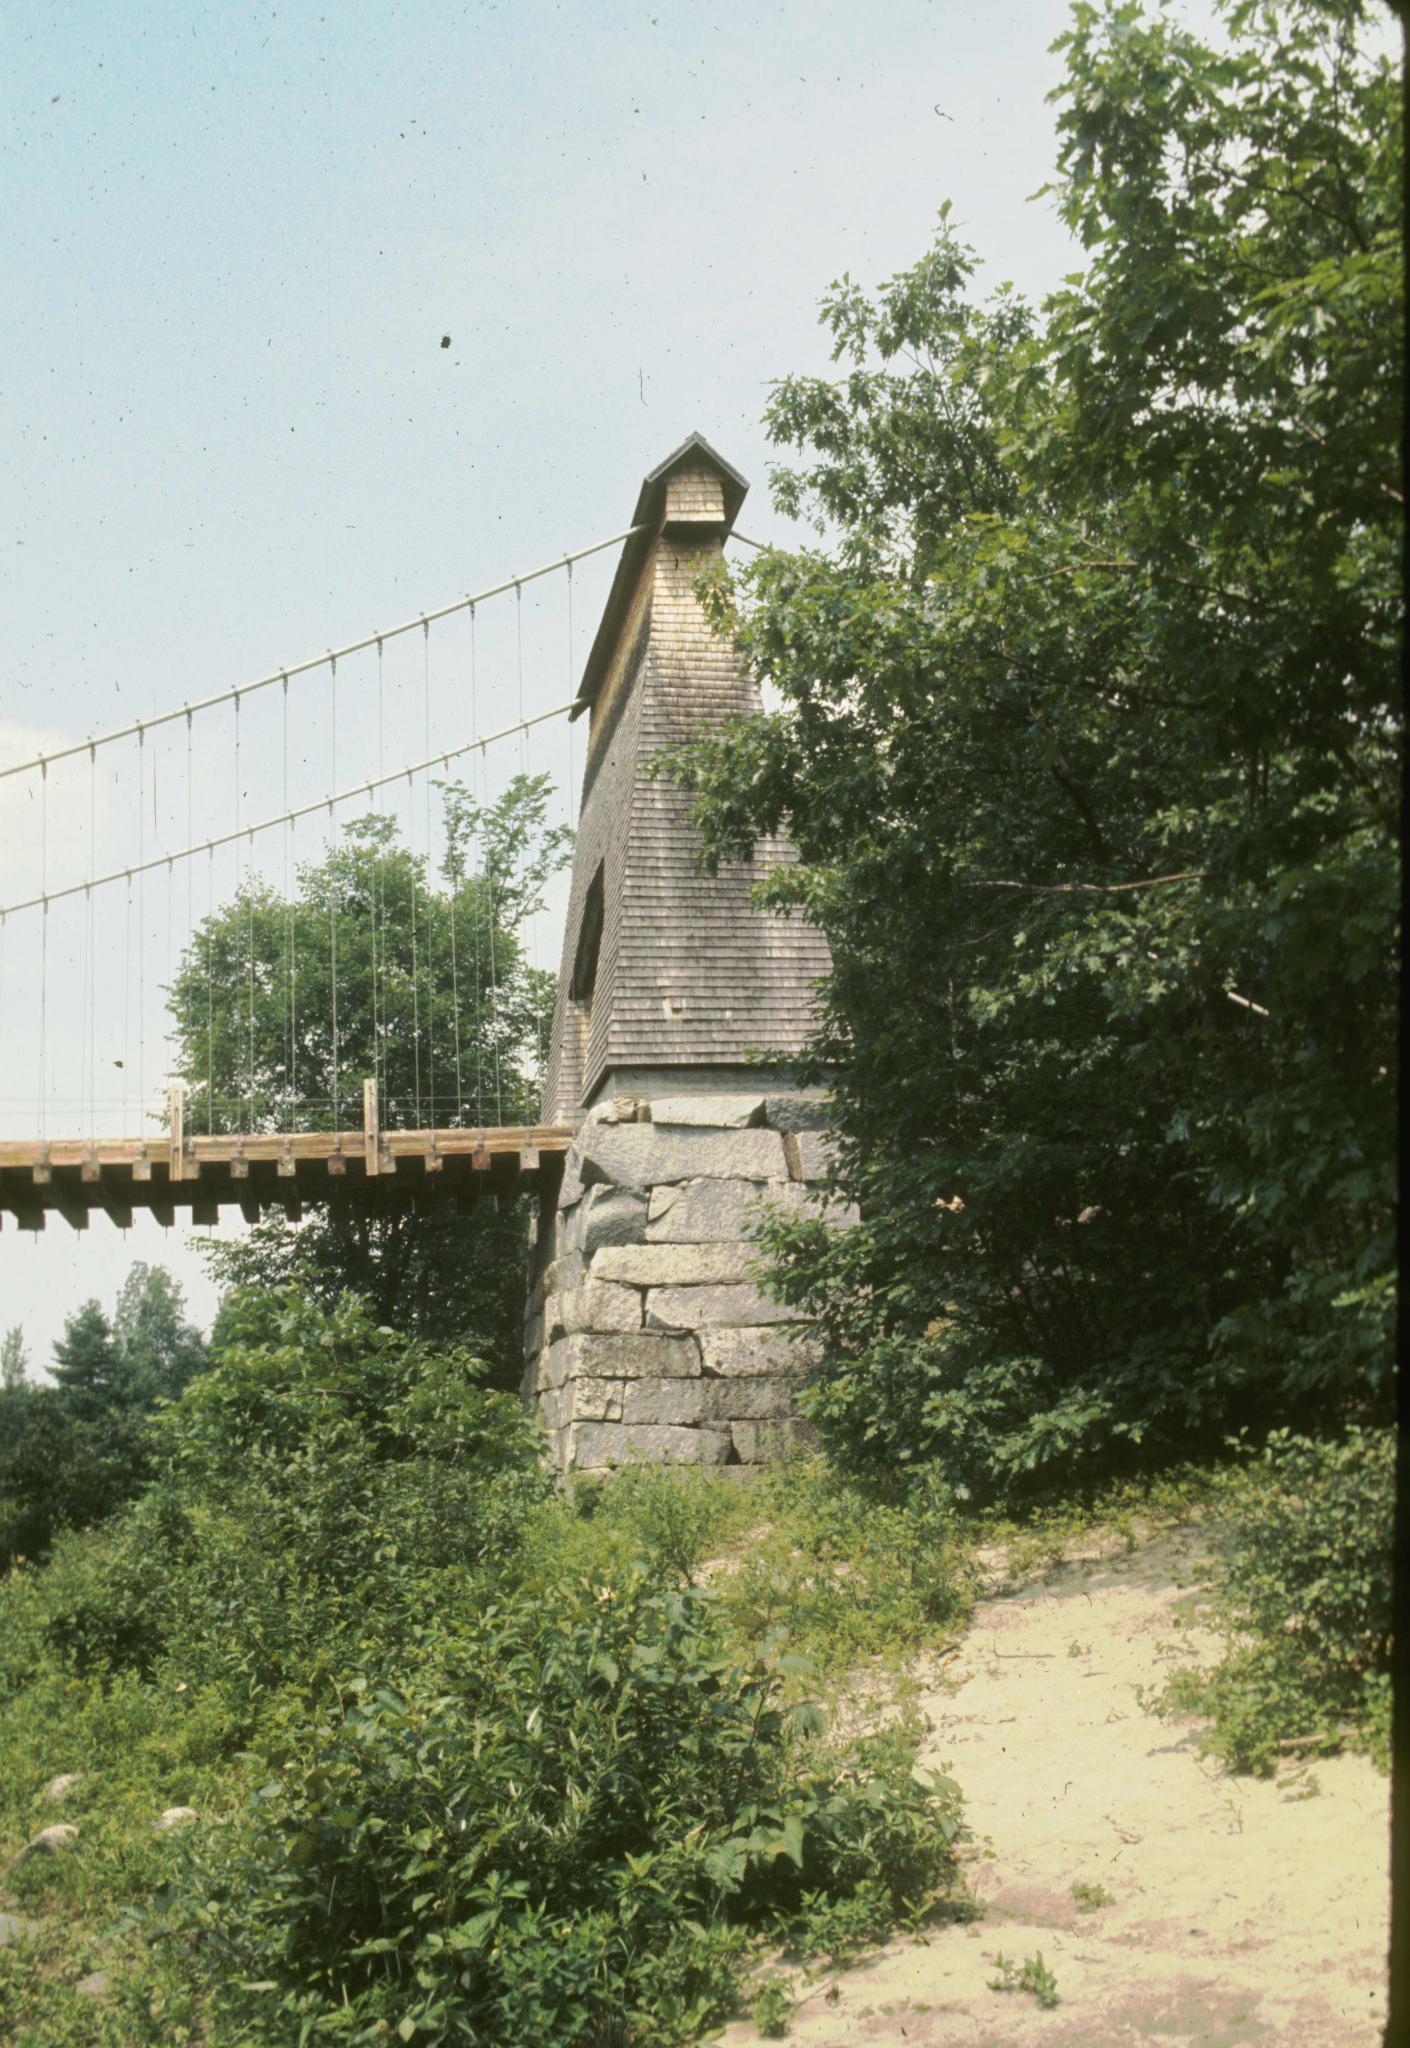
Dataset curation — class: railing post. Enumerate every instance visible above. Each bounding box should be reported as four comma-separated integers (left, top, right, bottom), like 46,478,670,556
363,1077,380,1175
167,1083,188,1180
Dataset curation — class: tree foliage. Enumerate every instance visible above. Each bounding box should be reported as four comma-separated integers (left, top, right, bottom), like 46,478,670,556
168,772,569,1136
0,1267,209,1567
0,1325,27,1392
168,775,572,1381
113,1262,209,1408
668,0,1400,1496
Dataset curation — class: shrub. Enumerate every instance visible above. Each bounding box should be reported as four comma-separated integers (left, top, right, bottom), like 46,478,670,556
1158,1427,1393,1774
715,1461,972,1678
752,1979,793,2037
156,1576,964,2044
1,1300,969,2044
25,1288,552,1722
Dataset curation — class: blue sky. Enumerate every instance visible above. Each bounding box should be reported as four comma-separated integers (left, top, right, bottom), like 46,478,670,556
1,0,1169,1367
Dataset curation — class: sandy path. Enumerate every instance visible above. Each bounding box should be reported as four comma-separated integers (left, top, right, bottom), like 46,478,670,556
721,1522,1390,2047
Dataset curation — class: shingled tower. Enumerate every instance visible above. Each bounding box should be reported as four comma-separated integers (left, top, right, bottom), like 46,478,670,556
524,435,850,1473
540,434,830,1122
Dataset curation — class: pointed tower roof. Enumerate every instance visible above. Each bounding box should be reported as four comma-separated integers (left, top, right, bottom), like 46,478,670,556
571,432,749,723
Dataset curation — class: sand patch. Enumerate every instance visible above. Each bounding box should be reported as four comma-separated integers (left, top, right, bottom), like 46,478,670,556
721,1521,1389,2046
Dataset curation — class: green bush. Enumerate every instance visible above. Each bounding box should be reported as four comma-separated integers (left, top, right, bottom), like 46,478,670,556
1159,1427,1393,1774
155,1577,963,2045
1,1297,968,2045
715,1462,972,1679
27,1288,551,1722
531,1462,753,1596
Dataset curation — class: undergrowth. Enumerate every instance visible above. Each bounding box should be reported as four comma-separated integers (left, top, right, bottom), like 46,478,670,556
4,1280,1384,2042
0,1294,970,2047
969,1463,1216,1586
1155,1427,1393,1776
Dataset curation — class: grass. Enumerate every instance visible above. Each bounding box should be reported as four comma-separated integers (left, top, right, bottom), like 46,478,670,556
968,1464,1216,1589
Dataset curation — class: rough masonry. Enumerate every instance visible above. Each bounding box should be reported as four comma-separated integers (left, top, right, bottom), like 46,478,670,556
522,1089,857,1471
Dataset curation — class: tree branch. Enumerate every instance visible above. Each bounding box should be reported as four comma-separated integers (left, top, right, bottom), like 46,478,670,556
974,870,1206,895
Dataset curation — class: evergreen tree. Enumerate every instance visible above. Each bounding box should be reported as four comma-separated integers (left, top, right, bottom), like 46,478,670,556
2,1275,212,1569
51,1301,128,1424
0,1385,75,1566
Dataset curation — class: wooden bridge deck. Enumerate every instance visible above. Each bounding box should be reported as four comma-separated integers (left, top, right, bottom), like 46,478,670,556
0,1114,571,1232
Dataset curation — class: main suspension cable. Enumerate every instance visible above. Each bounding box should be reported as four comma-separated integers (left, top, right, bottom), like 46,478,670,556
1,699,577,919
0,523,649,784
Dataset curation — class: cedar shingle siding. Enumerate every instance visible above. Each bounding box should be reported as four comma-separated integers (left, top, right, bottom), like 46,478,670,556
542,438,832,1124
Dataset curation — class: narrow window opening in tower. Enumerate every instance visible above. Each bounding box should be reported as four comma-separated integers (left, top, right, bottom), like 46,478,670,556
571,865,604,1006
569,864,605,1084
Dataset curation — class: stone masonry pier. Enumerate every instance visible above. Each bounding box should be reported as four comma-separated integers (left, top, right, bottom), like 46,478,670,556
522,1089,856,1470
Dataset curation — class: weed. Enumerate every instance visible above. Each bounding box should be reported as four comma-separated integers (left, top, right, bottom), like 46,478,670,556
1070,1880,1114,1911
988,1949,1060,2008
714,1460,974,1681
1151,1429,1392,1775
975,1465,1213,1586
788,1876,898,1962
752,1980,793,2037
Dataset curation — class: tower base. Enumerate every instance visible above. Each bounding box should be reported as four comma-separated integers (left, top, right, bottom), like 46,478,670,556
522,1088,857,1473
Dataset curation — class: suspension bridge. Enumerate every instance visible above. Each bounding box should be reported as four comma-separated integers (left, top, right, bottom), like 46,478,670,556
0,434,763,1234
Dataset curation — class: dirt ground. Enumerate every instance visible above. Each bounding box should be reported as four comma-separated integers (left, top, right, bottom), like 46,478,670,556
720,1522,1390,2047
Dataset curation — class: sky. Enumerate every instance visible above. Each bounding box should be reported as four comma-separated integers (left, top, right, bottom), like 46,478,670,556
2,0,1186,1370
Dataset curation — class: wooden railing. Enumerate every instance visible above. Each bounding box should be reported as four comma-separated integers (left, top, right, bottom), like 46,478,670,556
0,1084,569,1231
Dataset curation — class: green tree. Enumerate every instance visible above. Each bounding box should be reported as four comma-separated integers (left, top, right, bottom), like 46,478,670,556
668,1,1399,1496
0,1325,26,1391
201,1199,530,1371
1,1301,142,1562
113,1263,208,1407
51,1301,127,1424
168,774,571,1382
169,772,569,1136
0,1267,215,1567
0,1384,74,1566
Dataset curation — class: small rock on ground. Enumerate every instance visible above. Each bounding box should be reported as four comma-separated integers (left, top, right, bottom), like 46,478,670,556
156,1806,198,1830
43,1773,83,1804
13,1822,79,1862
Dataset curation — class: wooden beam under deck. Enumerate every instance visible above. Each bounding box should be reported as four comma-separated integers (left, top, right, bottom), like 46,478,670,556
0,1123,571,1232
